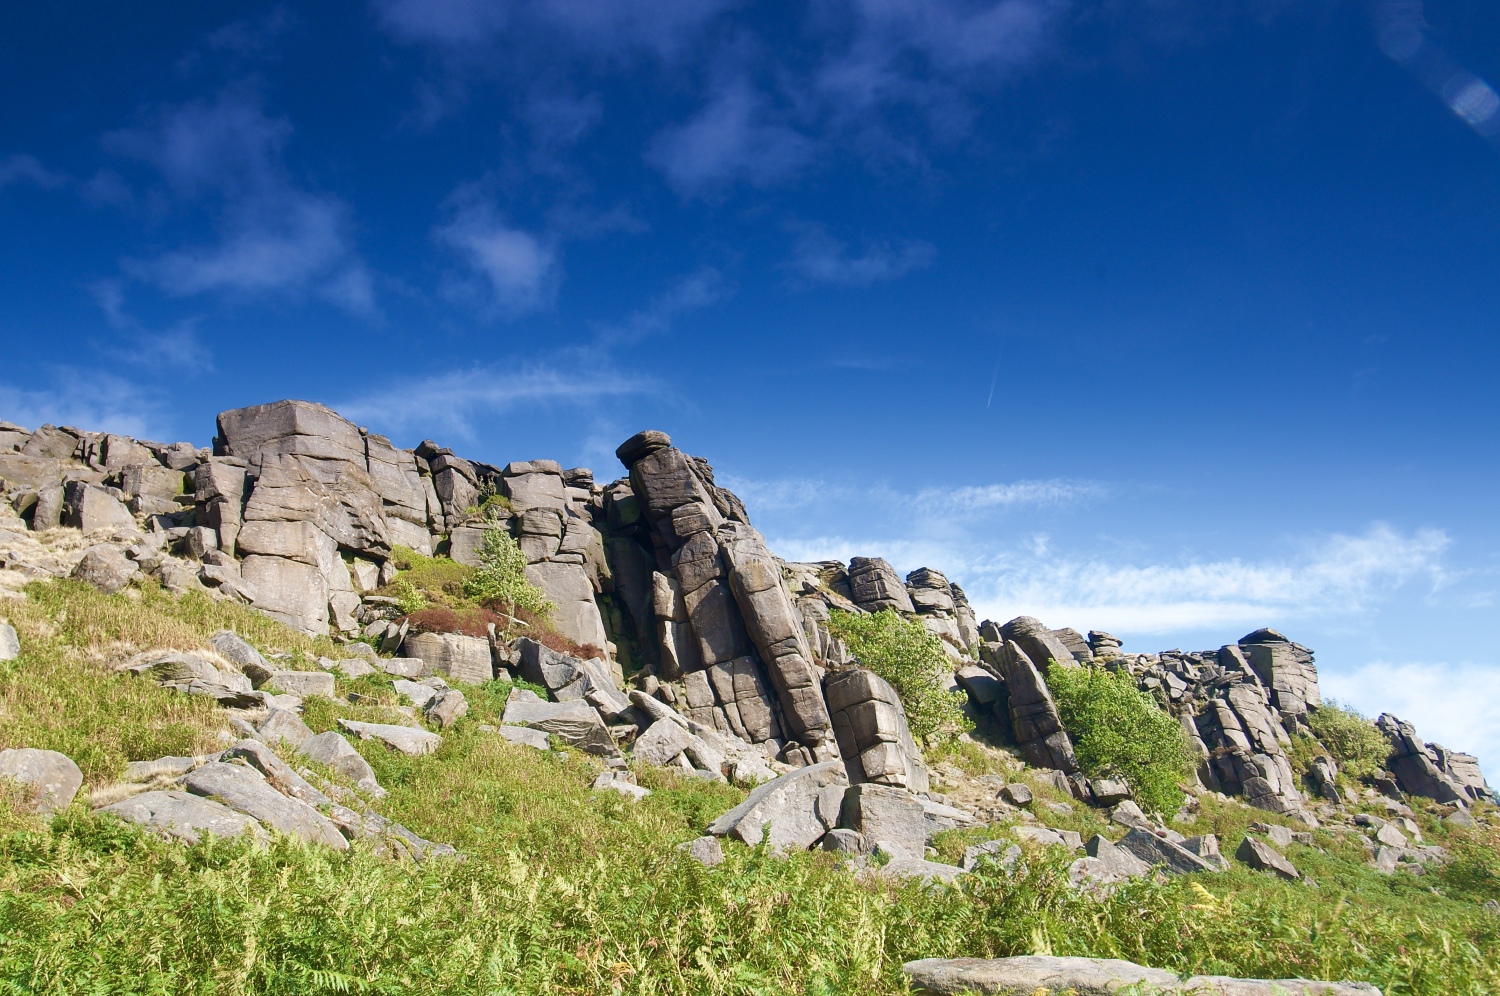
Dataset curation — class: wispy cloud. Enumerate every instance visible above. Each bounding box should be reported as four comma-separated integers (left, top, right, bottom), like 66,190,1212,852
0,369,175,441
788,226,935,286
647,80,814,197
336,361,652,440
435,192,559,317
0,153,69,190
106,87,377,317
1324,660,1500,775
90,279,215,373
915,480,1108,514
594,267,730,346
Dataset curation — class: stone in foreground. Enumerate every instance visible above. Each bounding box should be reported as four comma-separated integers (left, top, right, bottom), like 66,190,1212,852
1236,835,1300,880
706,761,847,851
903,955,1382,995
182,762,347,849
0,747,83,814
100,790,267,845
338,720,442,757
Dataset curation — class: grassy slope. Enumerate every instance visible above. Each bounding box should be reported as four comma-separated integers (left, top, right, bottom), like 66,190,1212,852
0,580,1496,995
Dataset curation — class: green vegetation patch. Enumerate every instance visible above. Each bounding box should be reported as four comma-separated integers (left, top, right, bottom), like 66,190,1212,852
1305,701,1392,782
1047,663,1196,816
826,609,972,745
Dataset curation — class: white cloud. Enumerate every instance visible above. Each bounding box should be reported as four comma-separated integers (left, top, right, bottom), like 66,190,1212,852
105,89,376,316
336,361,651,440
0,370,174,441
1323,661,1500,778
435,196,559,316
789,227,935,286
646,81,814,196
915,479,1106,513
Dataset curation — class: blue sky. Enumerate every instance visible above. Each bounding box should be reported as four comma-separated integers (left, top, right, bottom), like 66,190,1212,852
3,1,1498,770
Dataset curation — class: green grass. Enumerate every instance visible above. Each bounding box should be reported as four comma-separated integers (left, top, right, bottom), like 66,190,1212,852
0,579,1497,995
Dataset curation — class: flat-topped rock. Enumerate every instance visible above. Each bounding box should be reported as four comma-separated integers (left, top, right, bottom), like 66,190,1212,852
903,955,1382,995
337,720,442,756
99,790,266,845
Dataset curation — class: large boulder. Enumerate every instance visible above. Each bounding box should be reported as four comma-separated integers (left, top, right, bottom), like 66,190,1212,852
500,689,619,757
297,731,384,796
980,640,1079,773
0,748,83,814
71,545,139,594
182,762,347,849
523,561,608,653
337,720,442,757
824,667,929,791
706,761,847,851
847,557,915,613
99,790,266,845
998,616,1078,673
902,956,1382,995
837,783,928,858
62,482,136,534
403,631,494,685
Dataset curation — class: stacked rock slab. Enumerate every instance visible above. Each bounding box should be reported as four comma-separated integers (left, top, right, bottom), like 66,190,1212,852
904,567,976,657
824,667,930,792
614,431,836,766
848,557,914,613
977,639,1079,773
1238,628,1321,718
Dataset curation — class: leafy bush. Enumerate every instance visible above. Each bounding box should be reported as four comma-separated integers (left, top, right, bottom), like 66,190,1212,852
391,578,429,615
1047,664,1195,816
826,609,972,744
461,528,552,616
1305,700,1391,781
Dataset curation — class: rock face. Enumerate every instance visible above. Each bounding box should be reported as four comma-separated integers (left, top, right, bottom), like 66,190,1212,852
182,761,348,849
902,955,1383,995
611,433,836,766
1376,713,1490,805
824,667,929,792
1238,628,1320,718
978,639,1079,773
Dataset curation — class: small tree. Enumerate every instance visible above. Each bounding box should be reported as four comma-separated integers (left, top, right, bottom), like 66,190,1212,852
826,609,971,745
1305,700,1391,781
461,529,552,617
1047,664,1196,815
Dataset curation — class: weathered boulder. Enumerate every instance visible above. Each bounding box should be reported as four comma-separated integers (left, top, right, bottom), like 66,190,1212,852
706,761,847,851
182,761,347,849
0,621,19,662
824,667,928,791
0,748,83,814
71,545,139,593
902,956,1382,995
99,790,266,845
257,709,315,747
980,639,1079,772
403,631,494,685
679,835,724,866
337,720,442,756
837,783,928,859
297,731,384,796
998,616,1078,673
241,555,329,635
634,719,698,767
500,689,619,757
265,670,335,698
62,482,136,534
1237,836,1300,880
497,725,552,750
423,687,469,728
1116,828,1216,876
847,557,915,613
1083,834,1151,879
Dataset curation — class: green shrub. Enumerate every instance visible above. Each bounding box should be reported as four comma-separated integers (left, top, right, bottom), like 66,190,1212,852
391,578,429,615
1047,664,1195,816
461,528,552,616
826,609,972,744
1305,701,1391,782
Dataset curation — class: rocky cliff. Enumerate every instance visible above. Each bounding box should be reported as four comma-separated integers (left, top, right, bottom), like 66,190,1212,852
0,400,1492,842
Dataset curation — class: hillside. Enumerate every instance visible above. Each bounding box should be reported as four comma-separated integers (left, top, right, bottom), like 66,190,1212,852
0,401,1496,995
